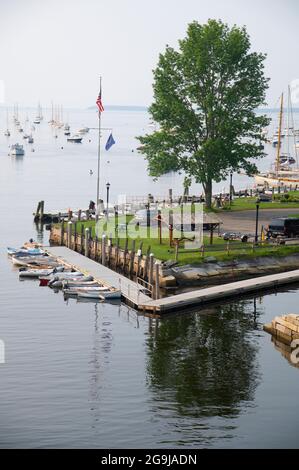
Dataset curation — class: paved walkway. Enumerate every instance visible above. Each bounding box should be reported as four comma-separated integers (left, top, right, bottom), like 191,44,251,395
219,208,299,233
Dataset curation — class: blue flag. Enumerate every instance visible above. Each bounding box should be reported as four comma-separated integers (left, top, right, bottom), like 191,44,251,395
105,133,115,151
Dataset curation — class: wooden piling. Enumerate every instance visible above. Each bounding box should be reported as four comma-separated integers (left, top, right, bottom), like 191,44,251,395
60,221,65,246
155,262,160,300
149,253,154,286
129,240,136,276
84,228,89,257
101,234,106,266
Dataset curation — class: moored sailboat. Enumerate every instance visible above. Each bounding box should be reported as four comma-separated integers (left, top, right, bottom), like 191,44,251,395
255,89,299,188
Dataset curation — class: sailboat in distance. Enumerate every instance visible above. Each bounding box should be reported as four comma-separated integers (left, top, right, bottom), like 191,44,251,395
254,88,299,188
33,102,43,124
4,109,10,136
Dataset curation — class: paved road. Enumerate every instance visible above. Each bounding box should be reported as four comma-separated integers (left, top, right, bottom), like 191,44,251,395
218,208,299,234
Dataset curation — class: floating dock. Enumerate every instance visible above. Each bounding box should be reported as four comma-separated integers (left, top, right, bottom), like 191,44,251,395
47,247,299,313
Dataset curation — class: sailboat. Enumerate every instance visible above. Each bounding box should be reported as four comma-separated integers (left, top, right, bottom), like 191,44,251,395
4,109,10,136
33,102,43,124
254,88,299,188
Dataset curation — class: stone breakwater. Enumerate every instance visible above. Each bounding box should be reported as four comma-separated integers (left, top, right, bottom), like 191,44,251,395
162,254,299,287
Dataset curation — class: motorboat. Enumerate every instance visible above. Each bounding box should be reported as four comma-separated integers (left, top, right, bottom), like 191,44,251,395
10,143,25,156
67,134,83,143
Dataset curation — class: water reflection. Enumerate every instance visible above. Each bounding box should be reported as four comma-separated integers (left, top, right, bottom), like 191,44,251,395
146,298,262,419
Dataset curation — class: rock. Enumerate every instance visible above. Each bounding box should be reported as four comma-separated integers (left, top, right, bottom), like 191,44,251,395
160,275,177,288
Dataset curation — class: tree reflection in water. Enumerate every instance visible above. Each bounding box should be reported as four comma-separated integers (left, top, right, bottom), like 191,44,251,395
146,298,262,419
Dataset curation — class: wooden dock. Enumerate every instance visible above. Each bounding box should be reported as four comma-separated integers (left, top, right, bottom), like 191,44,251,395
47,246,150,306
47,247,299,313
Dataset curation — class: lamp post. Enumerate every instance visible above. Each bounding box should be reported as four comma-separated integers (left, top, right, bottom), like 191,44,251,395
255,198,260,243
229,172,233,206
106,182,110,220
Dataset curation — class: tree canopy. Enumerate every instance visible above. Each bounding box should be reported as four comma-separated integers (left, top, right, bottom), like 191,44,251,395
138,19,270,207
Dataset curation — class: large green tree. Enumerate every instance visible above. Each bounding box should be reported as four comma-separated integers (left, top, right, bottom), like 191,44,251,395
138,20,270,208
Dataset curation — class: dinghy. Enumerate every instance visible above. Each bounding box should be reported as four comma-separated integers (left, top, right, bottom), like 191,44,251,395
19,268,54,278
7,246,45,256
77,289,121,299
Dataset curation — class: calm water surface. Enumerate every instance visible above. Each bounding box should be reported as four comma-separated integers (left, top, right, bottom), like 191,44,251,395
0,108,298,448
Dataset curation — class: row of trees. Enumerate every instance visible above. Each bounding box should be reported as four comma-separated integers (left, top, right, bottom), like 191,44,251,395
138,19,270,208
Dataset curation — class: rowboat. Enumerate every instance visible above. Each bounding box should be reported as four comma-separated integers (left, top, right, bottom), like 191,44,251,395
49,276,94,288
63,286,108,294
7,246,45,256
39,271,83,282
19,268,55,278
77,289,121,299
62,280,101,288
12,256,59,267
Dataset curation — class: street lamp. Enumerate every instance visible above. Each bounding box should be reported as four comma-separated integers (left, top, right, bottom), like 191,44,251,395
106,182,110,220
255,197,260,243
229,172,233,206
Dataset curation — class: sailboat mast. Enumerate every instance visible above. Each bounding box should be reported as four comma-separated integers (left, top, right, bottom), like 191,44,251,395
276,93,284,173
96,77,102,214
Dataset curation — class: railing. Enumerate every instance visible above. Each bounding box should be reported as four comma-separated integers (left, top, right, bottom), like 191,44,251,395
118,278,152,305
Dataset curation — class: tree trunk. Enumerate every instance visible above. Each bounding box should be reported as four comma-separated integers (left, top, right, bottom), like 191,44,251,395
204,178,212,209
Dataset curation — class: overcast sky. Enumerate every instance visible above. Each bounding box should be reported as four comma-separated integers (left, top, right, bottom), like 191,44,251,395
0,0,298,108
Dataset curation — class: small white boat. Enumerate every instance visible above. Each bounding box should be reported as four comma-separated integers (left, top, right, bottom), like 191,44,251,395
23,134,29,140
4,130,10,137
77,289,121,299
12,256,58,267
7,246,44,256
10,143,25,156
77,126,89,134
33,118,40,124
19,269,54,278
39,272,84,282
63,280,100,287
28,135,34,144
67,134,83,143
64,130,71,136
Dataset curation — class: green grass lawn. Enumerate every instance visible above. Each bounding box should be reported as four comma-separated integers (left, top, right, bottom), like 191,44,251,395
65,217,299,265
221,195,299,211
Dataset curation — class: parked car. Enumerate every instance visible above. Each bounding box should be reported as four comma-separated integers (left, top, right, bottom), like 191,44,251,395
267,218,299,238
221,232,249,242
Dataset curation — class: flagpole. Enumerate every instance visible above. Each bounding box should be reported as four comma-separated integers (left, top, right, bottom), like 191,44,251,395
96,76,102,217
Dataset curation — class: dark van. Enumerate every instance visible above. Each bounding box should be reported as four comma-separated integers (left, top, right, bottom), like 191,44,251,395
267,218,299,238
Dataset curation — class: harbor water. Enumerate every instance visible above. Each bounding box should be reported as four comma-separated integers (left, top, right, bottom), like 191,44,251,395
0,107,299,448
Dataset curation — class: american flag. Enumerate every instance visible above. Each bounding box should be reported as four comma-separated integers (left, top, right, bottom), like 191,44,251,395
96,89,104,113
